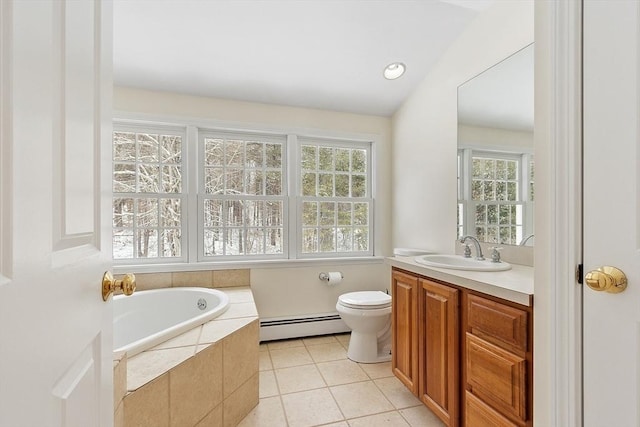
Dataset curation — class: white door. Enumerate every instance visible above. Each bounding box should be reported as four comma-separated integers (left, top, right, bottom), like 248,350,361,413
0,1,114,426
583,0,640,425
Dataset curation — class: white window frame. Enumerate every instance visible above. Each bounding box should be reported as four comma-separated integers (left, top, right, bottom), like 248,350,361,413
294,136,374,259
112,122,189,265
458,147,534,245
112,117,377,268
197,129,289,261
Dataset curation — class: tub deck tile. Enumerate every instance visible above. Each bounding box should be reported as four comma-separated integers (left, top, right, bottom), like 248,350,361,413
152,325,203,351
127,346,195,392
200,317,255,345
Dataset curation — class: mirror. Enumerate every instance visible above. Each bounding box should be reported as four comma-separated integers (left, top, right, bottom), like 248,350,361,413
457,44,534,247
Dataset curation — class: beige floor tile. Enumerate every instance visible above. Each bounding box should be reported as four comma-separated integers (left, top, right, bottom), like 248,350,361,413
374,376,423,409
335,333,351,349
259,370,279,398
259,342,269,352
269,346,313,369
237,396,287,427
330,381,394,419
281,388,344,427
259,351,273,371
358,361,393,379
316,359,369,386
348,411,410,427
322,423,349,427
267,338,305,350
274,364,326,394
302,335,339,346
306,343,347,363
399,405,445,427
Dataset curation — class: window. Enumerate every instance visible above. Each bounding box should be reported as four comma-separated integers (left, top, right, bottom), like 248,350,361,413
199,132,286,259
112,122,374,265
112,126,186,261
299,140,372,256
458,149,534,245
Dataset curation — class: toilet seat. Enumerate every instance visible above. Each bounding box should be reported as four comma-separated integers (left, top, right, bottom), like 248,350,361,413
338,291,391,310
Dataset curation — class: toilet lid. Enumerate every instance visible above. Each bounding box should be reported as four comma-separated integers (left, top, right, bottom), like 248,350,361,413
338,291,391,309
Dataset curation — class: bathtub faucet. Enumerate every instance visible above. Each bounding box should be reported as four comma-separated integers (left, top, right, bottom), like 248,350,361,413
459,235,484,261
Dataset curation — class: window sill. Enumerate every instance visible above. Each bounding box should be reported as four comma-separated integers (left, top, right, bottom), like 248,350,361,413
113,256,386,274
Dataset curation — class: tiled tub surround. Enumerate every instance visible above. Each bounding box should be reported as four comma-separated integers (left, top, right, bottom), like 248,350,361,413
116,286,259,427
117,269,251,292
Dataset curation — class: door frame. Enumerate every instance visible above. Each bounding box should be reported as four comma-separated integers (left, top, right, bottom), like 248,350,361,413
534,1,583,426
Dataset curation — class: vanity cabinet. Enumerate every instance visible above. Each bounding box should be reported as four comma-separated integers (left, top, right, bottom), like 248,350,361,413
418,278,459,427
464,294,531,427
390,268,533,427
391,270,419,394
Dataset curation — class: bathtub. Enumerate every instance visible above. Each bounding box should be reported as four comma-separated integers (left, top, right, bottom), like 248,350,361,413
113,287,230,357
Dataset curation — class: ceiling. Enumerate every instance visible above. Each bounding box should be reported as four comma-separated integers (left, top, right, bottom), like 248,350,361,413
113,0,493,117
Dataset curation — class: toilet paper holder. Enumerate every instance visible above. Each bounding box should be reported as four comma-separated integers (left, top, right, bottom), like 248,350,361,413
319,272,344,281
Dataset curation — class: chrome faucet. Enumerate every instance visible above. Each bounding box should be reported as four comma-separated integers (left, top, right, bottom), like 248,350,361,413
459,235,484,260
519,234,535,246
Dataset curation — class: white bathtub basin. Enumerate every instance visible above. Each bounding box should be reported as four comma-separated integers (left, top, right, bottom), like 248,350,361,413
113,287,230,357
414,254,512,272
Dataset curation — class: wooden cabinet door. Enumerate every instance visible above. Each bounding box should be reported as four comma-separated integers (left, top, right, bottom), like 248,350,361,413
391,270,419,394
418,279,460,426
466,333,527,423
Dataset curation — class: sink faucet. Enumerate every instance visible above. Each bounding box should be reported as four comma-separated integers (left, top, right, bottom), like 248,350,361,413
459,235,485,260
519,234,535,246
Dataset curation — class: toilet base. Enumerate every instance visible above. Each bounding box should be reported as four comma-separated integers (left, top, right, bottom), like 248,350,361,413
346,330,392,364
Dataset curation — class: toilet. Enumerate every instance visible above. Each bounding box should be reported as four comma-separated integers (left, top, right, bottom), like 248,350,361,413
336,291,392,363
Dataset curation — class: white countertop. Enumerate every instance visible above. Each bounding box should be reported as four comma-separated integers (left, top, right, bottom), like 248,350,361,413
386,256,534,307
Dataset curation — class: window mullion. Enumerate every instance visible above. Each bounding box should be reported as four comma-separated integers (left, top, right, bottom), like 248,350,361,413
288,134,298,259
463,148,474,237
187,125,198,263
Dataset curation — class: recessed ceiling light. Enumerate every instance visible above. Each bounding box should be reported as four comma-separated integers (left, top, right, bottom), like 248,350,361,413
383,62,406,80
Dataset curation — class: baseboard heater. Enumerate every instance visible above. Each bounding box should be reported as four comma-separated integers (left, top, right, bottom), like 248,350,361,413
259,312,350,342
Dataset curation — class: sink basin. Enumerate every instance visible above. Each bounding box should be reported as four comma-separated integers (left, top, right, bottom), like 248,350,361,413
414,254,511,272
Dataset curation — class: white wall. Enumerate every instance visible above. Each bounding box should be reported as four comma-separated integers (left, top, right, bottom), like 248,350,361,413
113,87,392,319
458,124,533,152
391,1,534,254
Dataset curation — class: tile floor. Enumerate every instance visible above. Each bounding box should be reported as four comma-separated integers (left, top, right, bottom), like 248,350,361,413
238,333,445,427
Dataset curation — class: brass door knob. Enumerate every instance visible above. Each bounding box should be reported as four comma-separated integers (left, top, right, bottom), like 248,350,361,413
102,271,136,301
585,266,627,293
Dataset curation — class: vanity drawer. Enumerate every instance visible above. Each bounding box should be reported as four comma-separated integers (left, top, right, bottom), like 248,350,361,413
466,333,526,423
466,294,527,352
465,391,518,427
